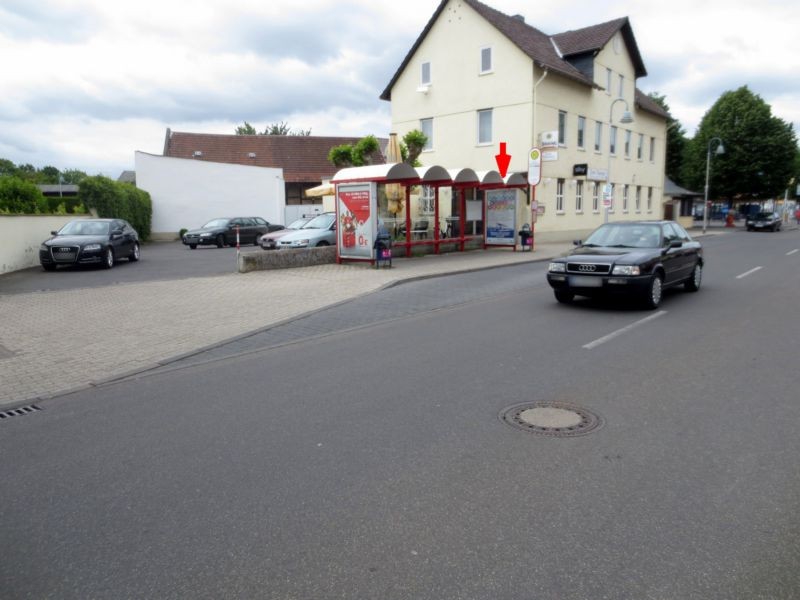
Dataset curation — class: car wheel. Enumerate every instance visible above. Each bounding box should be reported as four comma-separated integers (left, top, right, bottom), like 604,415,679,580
642,273,663,309
42,263,57,272
747,226,753,231
554,290,574,304
129,242,140,262
103,247,114,269
253,237,260,246
216,234,225,248
316,241,330,247
189,244,197,250
685,263,702,292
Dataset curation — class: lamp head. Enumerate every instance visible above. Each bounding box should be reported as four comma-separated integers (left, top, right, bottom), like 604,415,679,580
619,111,634,124
715,143,725,156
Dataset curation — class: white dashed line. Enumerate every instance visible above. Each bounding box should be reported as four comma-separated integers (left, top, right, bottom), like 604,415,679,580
787,249,798,256
583,311,668,349
736,267,763,279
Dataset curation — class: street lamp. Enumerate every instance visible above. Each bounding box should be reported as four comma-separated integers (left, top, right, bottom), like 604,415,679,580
702,137,725,234
604,98,634,223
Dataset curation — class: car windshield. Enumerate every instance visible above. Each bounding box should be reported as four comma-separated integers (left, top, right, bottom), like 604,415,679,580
754,212,773,219
58,221,110,236
202,219,230,229
287,218,312,229
582,223,661,249
303,214,335,229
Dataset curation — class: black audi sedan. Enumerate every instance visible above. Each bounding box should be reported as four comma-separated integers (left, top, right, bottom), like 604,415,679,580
40,218,140,271
546,220,703,309
182,217,283,249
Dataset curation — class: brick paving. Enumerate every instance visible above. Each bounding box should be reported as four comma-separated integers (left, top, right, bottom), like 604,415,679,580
0,245,568,408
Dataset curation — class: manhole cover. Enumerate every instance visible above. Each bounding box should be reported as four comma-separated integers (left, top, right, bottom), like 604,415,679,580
500,402,603,437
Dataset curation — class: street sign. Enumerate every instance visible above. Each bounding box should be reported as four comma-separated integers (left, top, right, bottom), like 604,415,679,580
528,147,542,186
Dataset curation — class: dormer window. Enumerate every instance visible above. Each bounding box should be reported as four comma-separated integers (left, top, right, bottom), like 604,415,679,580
480,47,492,74
421,61,431,86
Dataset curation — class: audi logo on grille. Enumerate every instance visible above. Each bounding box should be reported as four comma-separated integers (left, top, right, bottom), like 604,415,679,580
578,264,597,272
57,248,72,253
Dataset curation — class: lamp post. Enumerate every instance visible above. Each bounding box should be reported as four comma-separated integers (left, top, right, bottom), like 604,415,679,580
702,137,725,234
605,98,634,223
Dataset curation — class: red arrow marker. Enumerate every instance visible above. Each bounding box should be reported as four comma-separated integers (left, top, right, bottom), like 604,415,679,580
495,142,511,177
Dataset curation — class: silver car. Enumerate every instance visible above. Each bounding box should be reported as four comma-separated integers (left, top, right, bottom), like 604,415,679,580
277,213,337,248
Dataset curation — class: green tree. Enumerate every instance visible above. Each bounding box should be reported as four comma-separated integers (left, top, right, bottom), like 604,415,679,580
327,135,380,167
39,166,61,184
682,86,797,202
0,159,18,177
61,169,88,184
235,121,258,135
648,93,687,185
235,120,312,136
401,130,428,167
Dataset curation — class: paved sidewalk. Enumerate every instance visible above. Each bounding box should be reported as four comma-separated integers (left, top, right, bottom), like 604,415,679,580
0,242,571,408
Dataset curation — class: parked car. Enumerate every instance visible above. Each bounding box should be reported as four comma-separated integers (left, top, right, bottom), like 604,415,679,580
40,218,140,271
546,220,703,309
745,212,782,232
182,217,282,249
259,217,313,250
276,213,337,248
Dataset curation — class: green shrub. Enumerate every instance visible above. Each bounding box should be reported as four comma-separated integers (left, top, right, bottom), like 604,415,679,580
179,228,188,237
0,176,49,214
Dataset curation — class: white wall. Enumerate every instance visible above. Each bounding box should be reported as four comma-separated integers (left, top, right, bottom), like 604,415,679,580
135,152,286,240
0,215,92,274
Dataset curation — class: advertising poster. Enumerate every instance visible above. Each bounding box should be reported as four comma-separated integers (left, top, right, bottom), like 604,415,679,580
485,189,517,246
337,183,374,260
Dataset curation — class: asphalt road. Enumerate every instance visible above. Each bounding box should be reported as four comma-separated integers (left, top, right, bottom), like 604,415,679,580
2,230,799,599
0,241,262,294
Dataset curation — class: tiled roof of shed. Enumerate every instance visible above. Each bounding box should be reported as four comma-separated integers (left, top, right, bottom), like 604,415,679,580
163,131,387,183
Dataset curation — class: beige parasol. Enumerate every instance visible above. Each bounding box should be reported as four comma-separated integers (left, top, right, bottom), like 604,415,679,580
385,133,404,214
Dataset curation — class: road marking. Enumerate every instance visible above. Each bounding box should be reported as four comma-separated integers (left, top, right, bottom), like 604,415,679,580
583,311,668,349
787,249,798,256
736,266,762,279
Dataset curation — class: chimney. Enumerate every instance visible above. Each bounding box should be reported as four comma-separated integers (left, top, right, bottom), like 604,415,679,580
512,14,525,23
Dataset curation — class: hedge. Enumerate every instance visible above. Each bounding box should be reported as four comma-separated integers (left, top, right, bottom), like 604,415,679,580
0,176,49,214
78,176,152,241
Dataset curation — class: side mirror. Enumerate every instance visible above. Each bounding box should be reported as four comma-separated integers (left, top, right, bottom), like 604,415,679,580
51,230,58,236
668,239,682,249
111,229,123,238
573,239,582,246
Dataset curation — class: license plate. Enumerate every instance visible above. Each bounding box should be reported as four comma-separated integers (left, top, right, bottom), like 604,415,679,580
570,275,602,287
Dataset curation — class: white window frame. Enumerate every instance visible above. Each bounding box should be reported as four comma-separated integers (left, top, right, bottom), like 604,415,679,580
556,178,565,213
608,183,615,212
622,184,629,212
606,68,612,94
592,182,600,213
624,129,631,158
558,111,567,145
420,185,435,215
477,109,492,145
421,61,431,86
594,121,602,152
480,47,493,74
618,74,624,98
647,187,653,212
609,126,617,155
637,134,644,160
575,180,583,213
420,118,433,151
650,137,655,162
577,116,586,149
635,186,642,212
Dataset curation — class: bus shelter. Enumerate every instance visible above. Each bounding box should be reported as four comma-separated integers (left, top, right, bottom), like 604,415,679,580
331,163,528,264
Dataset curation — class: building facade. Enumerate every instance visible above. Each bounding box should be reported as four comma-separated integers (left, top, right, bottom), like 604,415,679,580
381,0,669,241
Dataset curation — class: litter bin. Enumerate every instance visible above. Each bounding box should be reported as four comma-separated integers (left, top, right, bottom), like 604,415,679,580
374,227,392,268
518,223,533,251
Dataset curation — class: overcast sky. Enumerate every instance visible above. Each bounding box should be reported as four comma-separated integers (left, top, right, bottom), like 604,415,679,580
1,0,797,177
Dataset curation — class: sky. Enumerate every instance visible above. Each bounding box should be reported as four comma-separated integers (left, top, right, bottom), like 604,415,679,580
1,0,798,178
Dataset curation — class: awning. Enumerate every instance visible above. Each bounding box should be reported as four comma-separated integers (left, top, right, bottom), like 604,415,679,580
305,183,335,197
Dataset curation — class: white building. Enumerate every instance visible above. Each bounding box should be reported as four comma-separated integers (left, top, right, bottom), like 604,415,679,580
381,0,669,241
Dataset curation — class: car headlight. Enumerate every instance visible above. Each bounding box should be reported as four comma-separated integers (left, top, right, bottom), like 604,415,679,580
83,243,102,252
199,233,212,238
295,239,310,246
612,265,641,276
548,262,566,273
40,244,48,251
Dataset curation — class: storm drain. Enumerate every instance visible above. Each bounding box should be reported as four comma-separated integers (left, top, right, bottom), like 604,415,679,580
500,402,603,437
0,405,42,420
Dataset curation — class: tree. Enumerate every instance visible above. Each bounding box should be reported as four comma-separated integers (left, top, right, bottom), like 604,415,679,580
0,176,48,213
648,93,687,185
39,166,61,184
61,169,88,184
327,135,380,167
235,120,312,136
235,121,258,135
0,159,17,177
682,86,797,202
401,130,427,167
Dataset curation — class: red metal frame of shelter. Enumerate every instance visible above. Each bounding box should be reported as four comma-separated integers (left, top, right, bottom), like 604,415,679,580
332,164,529,263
